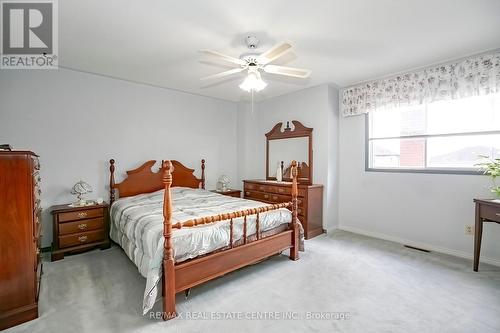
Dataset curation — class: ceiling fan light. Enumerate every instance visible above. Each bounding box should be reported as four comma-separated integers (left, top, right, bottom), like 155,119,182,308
239,72,267,92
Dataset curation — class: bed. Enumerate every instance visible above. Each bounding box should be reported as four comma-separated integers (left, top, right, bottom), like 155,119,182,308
108,159,301,320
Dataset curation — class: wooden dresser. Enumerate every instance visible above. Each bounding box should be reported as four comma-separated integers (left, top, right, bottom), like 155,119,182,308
0,150,42,330
243,180,323,239
50,203,110,261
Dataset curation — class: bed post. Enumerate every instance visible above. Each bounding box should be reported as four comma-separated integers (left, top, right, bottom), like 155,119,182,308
290,160,299,261
162,160,176,320
201,159,205,190
109,159,115,205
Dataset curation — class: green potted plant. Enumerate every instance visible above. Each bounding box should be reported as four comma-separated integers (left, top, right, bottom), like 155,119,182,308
476,155,500,198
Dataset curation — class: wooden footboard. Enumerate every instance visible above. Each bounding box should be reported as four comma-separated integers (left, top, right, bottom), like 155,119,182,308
161,160,300,320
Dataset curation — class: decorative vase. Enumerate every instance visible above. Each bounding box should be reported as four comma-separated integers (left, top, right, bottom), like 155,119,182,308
276,163,283,182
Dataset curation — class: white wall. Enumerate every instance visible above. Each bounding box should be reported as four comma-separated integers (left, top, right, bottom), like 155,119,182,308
0,69,238,248
236,102,261,183
338,114,500,264
237,85,340,231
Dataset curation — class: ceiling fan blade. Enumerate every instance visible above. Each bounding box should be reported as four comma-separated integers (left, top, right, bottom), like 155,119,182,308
256,42,292,65
200,67,245,81
263,65,311,78
200,49,246,66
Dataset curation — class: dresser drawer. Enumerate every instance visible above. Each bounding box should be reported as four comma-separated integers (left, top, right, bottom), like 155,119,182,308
245,183,280,192
244,183,306,197
245,190,305,205
480,204,500,223
59,229,105,248
244,190,305,206
244,182,257,190
245,183,273,193
256,184,271,192
272,186,291,195
58,208,104,222
59,217,104,235
268,193,291,203
272,186,306,197
244,190,271,202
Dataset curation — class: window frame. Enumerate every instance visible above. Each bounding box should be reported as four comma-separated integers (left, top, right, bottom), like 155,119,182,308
364,114,490,175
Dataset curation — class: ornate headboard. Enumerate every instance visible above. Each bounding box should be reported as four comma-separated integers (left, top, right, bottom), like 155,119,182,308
109,159,205,204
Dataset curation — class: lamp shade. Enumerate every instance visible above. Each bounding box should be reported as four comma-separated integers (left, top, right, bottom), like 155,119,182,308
239,71,267,92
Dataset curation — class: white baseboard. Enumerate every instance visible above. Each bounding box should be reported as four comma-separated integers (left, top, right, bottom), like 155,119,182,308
332,225,500,268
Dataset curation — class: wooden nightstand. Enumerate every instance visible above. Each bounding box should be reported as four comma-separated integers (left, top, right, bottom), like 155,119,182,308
50,202,110,261
210,189,242,198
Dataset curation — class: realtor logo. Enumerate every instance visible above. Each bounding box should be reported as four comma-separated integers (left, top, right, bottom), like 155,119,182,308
1,0,58,69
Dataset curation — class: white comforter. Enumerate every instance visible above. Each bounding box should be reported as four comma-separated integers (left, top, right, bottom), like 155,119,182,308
109,187,294,314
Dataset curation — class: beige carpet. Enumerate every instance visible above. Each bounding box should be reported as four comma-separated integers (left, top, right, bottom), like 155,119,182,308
5,231,500,333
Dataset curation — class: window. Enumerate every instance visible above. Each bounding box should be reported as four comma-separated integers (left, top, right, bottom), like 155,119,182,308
367,93,500,173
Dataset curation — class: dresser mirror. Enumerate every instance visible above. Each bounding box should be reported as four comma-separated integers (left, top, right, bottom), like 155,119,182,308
266,120,313,184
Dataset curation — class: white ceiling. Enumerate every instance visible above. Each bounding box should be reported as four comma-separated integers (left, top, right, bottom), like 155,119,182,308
60,0,500,102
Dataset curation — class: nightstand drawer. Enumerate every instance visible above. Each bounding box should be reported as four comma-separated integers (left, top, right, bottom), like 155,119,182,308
59,229,105,248
216,192,241,198
58,208,104,222
59,217,104,235
211,189,241,198
480,204,500,223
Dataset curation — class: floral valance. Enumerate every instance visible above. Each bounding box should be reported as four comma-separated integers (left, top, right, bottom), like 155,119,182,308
341,50,500,117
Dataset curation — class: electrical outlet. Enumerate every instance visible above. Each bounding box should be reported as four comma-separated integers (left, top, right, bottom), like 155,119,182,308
464,225,474,235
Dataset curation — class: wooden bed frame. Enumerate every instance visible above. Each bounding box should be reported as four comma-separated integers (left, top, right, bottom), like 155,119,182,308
109,159,300,320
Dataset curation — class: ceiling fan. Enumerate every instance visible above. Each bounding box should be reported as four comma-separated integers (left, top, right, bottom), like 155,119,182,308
200,36,311,92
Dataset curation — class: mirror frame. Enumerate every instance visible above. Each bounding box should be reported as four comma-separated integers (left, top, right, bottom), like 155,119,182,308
265,120,313,184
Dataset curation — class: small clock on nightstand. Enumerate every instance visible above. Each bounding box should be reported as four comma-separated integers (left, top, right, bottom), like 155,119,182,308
50,202,110,261
210,189,241,198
